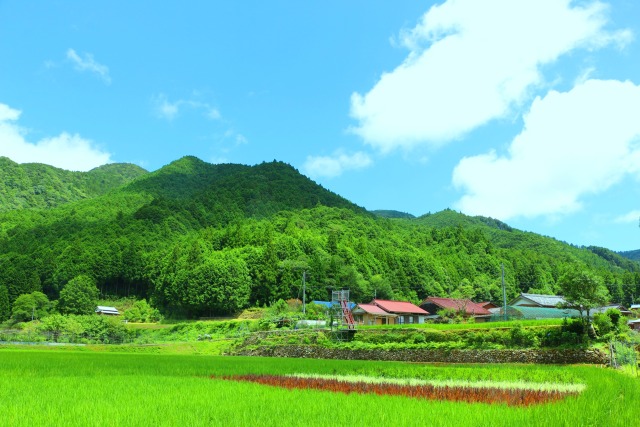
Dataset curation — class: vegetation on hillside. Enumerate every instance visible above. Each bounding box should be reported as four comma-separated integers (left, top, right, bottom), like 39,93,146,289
0,157,639,320
0,156,147,211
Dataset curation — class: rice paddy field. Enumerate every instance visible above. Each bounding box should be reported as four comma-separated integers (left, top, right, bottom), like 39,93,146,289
0,347,638,426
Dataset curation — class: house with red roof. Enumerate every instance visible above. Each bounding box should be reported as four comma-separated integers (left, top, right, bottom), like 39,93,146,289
351,303,397,325
420,297,492,322
369,299,430,325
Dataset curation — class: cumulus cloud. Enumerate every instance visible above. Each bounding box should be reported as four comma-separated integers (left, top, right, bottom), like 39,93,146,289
153,94,221,121
452,79,640,219
303,151,372,178
0,103,111,171
614,210,640,224
350,0,631,152
66,48,111,84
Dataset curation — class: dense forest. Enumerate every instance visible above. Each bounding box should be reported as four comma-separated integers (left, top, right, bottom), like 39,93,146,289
620,249,640,262
1,156,639,319
0,156,147,211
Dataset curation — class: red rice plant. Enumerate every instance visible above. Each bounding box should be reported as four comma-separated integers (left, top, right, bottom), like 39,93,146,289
214,374,578,406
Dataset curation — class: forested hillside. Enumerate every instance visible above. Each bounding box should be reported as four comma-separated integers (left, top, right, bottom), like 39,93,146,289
0,157,638,319
0,156,147,211
620,249,640,262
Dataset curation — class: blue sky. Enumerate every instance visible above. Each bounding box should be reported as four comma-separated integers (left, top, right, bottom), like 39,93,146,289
1,1,640,251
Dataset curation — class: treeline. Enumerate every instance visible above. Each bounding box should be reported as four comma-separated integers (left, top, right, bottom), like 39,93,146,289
0,157,639,320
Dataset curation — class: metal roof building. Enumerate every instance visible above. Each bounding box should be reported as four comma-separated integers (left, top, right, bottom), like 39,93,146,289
95,306,120,316
509,293,567,308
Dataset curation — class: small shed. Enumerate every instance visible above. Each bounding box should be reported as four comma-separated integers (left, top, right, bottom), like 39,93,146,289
95,306,120,316
628,319,640,331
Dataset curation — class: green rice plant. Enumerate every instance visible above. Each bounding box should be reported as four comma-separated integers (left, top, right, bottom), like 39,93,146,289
0,349,638,426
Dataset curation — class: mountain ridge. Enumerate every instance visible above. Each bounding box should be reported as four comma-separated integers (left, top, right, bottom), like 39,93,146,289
0,156,148,211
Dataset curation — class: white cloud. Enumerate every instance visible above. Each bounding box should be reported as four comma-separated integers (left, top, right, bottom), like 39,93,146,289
452,79,640,219
0,102,111,171
66,48,111,84
614,210,640,224
206,107,221,120
350,0,631,152
219,129,248,148
153,94,180,120
303,151,372,178
153,94,222,121
0,104,21,121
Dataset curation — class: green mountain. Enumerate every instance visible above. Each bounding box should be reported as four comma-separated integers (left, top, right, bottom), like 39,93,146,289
0,156,638,320
371,210,416,219
0,156,148,211
619,250,640,262
128,156,366,215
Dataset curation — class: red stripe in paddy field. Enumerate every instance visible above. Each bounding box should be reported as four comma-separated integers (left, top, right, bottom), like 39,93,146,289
212,374,578,406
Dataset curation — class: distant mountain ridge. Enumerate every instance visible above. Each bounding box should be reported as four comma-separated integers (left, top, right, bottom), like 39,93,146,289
619,249,640,262
371,210,416,219
0,156,148,211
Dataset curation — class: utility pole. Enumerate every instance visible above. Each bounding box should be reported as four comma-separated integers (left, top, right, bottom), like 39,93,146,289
302,270,307,315
501,263,507,321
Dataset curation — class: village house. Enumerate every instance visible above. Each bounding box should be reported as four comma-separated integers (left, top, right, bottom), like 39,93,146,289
591,304,632,317
509,293,566,308
367,299,429,325
420,297,492,322
351,303,397,325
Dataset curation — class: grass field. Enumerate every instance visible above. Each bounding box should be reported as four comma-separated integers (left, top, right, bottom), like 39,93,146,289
0,348,638,426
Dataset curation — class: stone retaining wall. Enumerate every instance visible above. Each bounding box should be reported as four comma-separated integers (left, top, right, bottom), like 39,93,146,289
235,345,608,364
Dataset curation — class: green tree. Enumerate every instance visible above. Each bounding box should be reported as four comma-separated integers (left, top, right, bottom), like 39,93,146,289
58,275,99,315
0,284,10,321
11,291,49,322
38,313,67,342
183,252,251,316
558,270,609,329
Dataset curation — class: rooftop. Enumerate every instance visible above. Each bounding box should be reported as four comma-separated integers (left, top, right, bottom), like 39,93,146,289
353,304,397,316
513,293,566,307
372,299,429,315
423,297,491,316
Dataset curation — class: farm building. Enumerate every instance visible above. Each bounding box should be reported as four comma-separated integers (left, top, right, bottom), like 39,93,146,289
420,297,492,322
95,306,120,316
628,319,640,331
509,293,566,308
